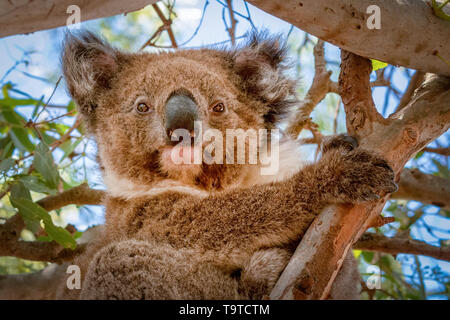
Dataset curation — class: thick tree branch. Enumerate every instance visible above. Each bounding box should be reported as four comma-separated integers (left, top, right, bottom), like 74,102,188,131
0,263,67,300
271,51,450,300
247,0,450,76
338,51,387,137
286,40,338,138
391,168,450,210
354,233,450,262
0,0,159,38
0,237,86,264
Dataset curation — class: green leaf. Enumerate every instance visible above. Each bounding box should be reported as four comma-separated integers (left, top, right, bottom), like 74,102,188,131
9,183,40,232
371,59,388,71
43,222,77,250
9,197,76,249
40,131,57,146
60,137,83,161
0,98,37,109
1,82,12,98
10,181,31,200
0,109,26,125
48,123,70,135
67,101,76,113
432,159,450,179
19,175,57,194
414,151,424,159
432,0,450,22
73,231,83,240
0,140,14,160
437,208,450,218
353,249,362,258
31,96,45,119
33,142,60,189
0,158,15,172
36,235,52,242
10,128,35,152
362,251,374,264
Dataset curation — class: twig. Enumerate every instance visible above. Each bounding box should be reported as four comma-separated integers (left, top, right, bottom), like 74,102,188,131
36,182,105,211
396,71,425,113
140,2,178,50
354,233,450,262
286,40,338,138
422,146,450,156
33,76,62,122
333,98,340,134
226,0,237,46
178,0,210,47
152,3,177,48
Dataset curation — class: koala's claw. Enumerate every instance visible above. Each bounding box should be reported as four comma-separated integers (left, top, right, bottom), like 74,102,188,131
322,134,358,154
334,149,398,203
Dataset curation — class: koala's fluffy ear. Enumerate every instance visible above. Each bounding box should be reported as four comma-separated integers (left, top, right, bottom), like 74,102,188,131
62,31,122,117
232,31,297,125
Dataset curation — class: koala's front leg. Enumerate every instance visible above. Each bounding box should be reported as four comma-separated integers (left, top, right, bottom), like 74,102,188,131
317,135,398,203
170,136,397,252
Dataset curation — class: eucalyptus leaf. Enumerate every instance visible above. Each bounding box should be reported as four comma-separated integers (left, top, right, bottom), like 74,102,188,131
371,59,388,71
33,142,60,189
19,175,57,194
9,197,76,249
0,158,15,172
10,128,35,152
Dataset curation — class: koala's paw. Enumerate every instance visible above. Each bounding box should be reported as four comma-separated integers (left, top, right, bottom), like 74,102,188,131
335,149,398,203
322,134,358,154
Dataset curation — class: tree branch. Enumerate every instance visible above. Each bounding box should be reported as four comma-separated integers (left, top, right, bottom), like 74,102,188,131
271,51,450,300
0,0,159,38
37,183,105,212
0,237,86,264
354,233,450,262
286,39,338,138
152,2,177,48
396,71,425,112
0,263,67,299
225,0,237,46
422,147,450,156
391,168,450,210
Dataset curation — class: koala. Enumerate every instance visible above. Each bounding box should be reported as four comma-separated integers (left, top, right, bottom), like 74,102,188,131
57,31,397,300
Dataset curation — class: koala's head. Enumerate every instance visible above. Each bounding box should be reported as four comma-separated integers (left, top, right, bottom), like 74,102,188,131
62,31,298,191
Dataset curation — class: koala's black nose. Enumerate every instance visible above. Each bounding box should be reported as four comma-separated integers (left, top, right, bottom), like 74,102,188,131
165,93,198,140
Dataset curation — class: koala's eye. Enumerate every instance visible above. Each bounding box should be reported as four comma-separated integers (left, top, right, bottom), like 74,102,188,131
136,102,151,114
211,102,225,113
